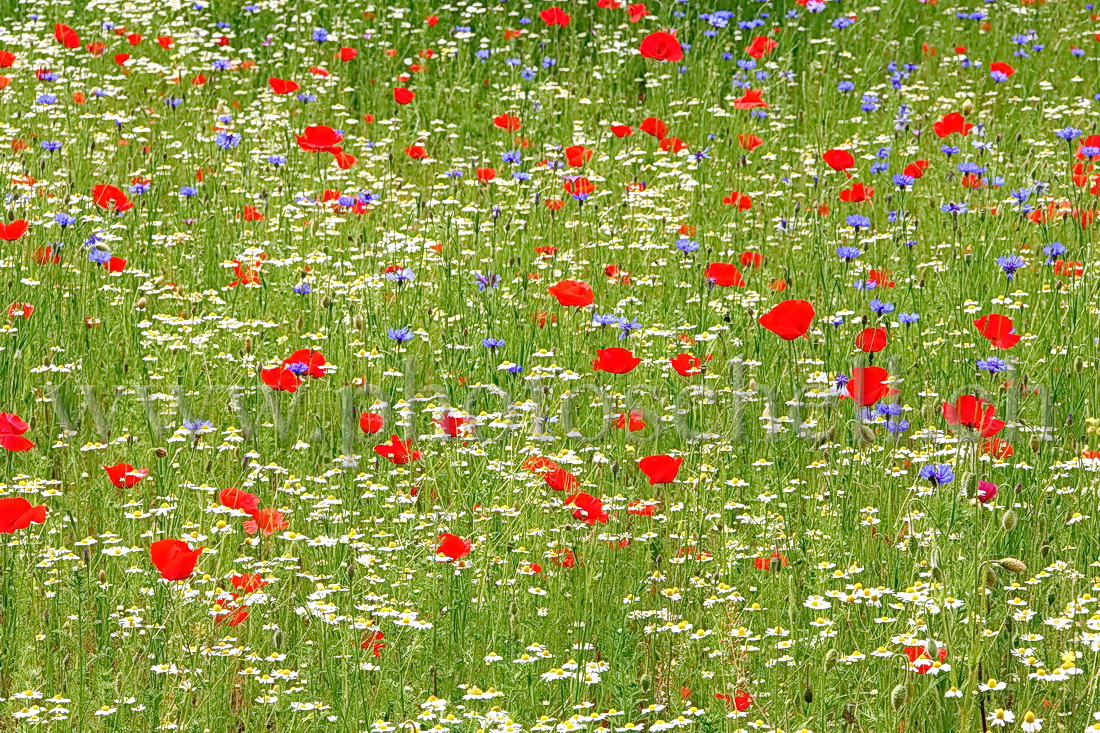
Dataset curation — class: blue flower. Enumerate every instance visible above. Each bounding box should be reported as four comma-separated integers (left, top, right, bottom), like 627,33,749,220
870,299,895,315
675,238,700,253
387,327,415,343
919,463,954,485
836,246,862,261
312,28,329,43
997,254,1026,279
482,338,506,349
845,215,871,231
215,131,241,150
898,312,920,324
293,282,312,295
474,272,500,290
977,357,1008,374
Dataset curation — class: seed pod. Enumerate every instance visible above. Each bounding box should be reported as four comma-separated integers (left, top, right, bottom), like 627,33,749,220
851,422,875,444
890,683,908,712
925,640,939,660
135,296,147,310
803,687,813,704
823,648,839,672
244,337,253,354
98,569,106,583
984,566,998,588
1029,436,1041,453
961,99,974,115
1001,510,1018,532
998,557,1027,573
153,447,168,458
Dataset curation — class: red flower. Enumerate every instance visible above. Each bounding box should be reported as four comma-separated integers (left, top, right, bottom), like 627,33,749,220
932,112,973,138
104,256,127,274
758,299,815,340
359,412,385,434
243,508,289,536
973,314,1020,349
7,302,33,319
548,279,594,307
839,182,874,202
149,539,203,581
261,366,300,392
0,220,28,241
54,24,80,49
610,125,633,138
754,552,788,570
639,31,683,61
360,629,386,655
904,159,930,178
705,262,745,287
990,61,1015,77
745,35,777,58
740,251,764,269
613,410,647,431
92,184,134,212
438,412,473,437
476,167,496,182
822,149,855,171
564,145,593,167
404,145,428,159
493,114,521,131
733,89,768,109
214,594,249,627
670,353,702,377
0,497,47,534
540,6,571,26
943,395,1004,438
639,117,668,138
627,3,650,22
374,435,421,464
437,533,472,561
0,412,34,452
846,366,899,407
220,487,260,515
0,51,14,68
566,492,609,524
544,468,580,492
296,125,344,153
855,327,889,353
282,349,326,378
339,47,358,62
904,645,947,674
592,347,642,374
393,87,415,105
242,205,265,221
268,77,299,95
232,573,269,594
104,463,149,488
738,134,763,152
638,455,682,485
721,191,752,210
563,177,595,196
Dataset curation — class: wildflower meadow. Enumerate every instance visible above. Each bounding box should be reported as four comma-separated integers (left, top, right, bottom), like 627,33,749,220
1,0,1100,730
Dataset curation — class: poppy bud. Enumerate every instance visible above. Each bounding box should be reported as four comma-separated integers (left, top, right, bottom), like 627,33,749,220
851,422,875,444
925,639,939,660
1029,436,1041,453
154,446,167,457
135,296,147,310
984,566,998,588
823,648,839,672
803,687,813,704
98,569,106,583
889,683,908,711
346,563,355,580
961,99,973,115
244,337,252,354
997,557,1026,573
1075,358,1084,374
1001,510,1017,532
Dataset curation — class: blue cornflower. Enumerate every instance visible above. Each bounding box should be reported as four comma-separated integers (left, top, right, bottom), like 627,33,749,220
312,28,329,43
997,254,1026,279
898,312,920,324
482,338,506,349
837,81,855,92
88,248,112,264
870,299,895,315
215,131,241,149
474,272,500,290
41,141,62,151
676,238,700,253
54,213,75,228
886,419,910,433
592,313,619,327
502,150,522,164
183,419,213,433
386,268,416,284
37,94,58,105
293,282,312,295
387,327,415,343
268,154,286,166
977,357,1008,374
941,201,968,215
845,215,871,231
286,361,310,375
836,246,862,261
1043,242,1066,263
1056,127,1083,141
919,463,954,485
617,318,641,339
892,174,915,189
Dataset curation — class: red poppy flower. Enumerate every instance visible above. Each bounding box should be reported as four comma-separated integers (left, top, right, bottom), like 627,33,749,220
150,539,202,580
754,552,788,570
932,112,973,138
261,366,300,392
563,177,595,196
540,6,571,26
0,497,47,533
268,77,299,95
904,645,947,674
544,468,580,492
437,533,472,561
846,366,899,407
0,412,34,452
359,412,385,434
104,463,149,488
745,35,777,58
476,167,496,182
855,327,888,353
548,279,594,307
282,349,326,378
982,438,1013,459
973,314,1019,349
638,31,682,61
360,629,386,655
592,347,642,374
639,117,668,138
54,24,80,49
758,299,815,340
339,47,358,62
404,145,428,160
566,492,609,524
613,410,647,431
738,134,763,151
638,455,683,485
943,395,1004,437
733,89,768,109
839,182,874,202
523,456,560,473
104,256,127,273
0,220,28,241
564,145,593,166
243,508,289,536
704,262,746,287
904,159,931,178
7,302,33,319
220,487,261,515
92,184,134,212
296,125,344,153
242,205,265,221
627,3,649,22
374,435,421,464
610,125,633,138
0,51,14,68
393,87,415,104
721,191,752,209
740,251,764,269
438,412,473,437
990,61,1015,77
868,269,895,288
822,149,855,171
493,114,521,131
232,573,268,594
669,353,702,377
